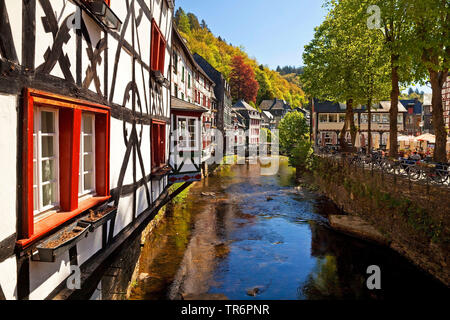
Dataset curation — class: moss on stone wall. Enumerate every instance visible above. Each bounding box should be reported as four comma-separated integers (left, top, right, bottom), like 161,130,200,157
311,156,450,285
313,156,448,244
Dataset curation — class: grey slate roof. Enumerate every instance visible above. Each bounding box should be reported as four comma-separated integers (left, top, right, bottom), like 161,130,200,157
400,99,423,115
312,99,407,113
171,97,208,113
232,99,258,112
259,98,291,111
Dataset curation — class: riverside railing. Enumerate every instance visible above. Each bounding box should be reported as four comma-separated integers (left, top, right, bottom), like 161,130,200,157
314,147,450,188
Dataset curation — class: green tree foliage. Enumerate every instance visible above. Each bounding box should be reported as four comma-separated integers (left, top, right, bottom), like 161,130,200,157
364,0,418,157
407,0,449,162
278,111,310,154
173,8,306,108
278,111,312,174
175,8,191,34
290,140,314,173
276,66,304,76
187,13,201,31
301,1,368,149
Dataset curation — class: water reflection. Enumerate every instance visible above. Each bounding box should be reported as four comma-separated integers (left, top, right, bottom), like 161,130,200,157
120,157,448,300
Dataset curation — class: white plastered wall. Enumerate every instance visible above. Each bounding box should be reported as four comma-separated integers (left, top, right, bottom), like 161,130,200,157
0,94,17,242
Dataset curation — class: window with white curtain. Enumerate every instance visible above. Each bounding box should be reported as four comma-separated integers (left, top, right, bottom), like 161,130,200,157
33,108,59,220
177,116,198,150
79,113,96,197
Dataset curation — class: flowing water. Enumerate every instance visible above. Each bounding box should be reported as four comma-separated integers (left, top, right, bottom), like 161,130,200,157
118,157,447,300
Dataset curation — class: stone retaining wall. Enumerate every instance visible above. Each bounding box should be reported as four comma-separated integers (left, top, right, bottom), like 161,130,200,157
313,156,450,286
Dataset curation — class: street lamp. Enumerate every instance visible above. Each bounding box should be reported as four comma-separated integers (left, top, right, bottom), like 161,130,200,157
89,0,122,31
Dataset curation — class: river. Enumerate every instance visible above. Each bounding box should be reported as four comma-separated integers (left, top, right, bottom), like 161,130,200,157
93,157,448,300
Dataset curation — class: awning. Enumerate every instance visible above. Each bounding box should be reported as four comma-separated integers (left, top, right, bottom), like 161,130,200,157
397,135,415,142
414,133,435,144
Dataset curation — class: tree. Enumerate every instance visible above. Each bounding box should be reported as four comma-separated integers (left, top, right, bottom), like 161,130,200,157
255,68,274,105
301,2,364,150
201,19,209,30
278,111,312,177
175,8,191,34
367,0,417,158
290,140,314,176
408,0,449,162
176,14,306,108
341,0,391,153
229,55,259,103
278,111,310,154
187,13,201,31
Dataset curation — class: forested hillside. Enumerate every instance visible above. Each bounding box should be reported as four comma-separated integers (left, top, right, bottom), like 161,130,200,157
174,8,306,108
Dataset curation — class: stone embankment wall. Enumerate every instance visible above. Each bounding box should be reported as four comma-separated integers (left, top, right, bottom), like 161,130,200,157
313,156,450,286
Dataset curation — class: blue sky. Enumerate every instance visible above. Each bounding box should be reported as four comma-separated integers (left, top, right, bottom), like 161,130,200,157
176,0,327,69
176,0,431,93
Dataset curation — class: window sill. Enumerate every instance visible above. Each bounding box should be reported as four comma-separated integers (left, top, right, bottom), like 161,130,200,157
16,195,111,250
151,165,172,180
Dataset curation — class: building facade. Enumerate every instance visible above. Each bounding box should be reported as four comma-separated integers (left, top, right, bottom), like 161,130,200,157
232,100,261,146
400,99,423,136
193,53,233,148
443,76,450,135
312,100,406,149
422,94,433,134
0,0,173,300
230,110,246,149
260,111,276,131
170,26,214,178
259,98,291,127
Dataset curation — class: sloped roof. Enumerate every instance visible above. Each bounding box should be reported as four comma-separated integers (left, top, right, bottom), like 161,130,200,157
259,98,291,111
313,99,406,113
171,97,208,113
313,99,347,113
400,99,423,114
378,101,407,113
259,100,275,111
271,99,290,110
231,110,246,127
232,99,258,112
263,111,274,119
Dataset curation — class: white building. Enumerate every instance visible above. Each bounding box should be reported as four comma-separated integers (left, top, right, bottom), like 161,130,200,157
0,0,174,300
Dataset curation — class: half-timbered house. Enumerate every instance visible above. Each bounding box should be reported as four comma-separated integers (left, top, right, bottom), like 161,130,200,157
169,26,209,184
0,0,174,300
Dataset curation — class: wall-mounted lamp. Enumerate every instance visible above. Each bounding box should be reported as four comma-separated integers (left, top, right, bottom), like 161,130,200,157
89,0,122,31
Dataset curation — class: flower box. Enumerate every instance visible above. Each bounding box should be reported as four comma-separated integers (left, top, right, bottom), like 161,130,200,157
36,221,91,263
80,203,117,231
151,165,172,180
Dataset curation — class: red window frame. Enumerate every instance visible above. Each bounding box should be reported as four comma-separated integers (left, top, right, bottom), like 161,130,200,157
151,120,166,171
18,89,111,249
151,19,167,74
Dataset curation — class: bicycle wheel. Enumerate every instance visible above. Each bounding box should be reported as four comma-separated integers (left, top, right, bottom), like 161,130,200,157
383,160,395,174
408,165,422,181
432,168,447,184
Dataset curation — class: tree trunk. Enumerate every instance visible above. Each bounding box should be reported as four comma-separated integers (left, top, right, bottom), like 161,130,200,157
339,99,356,151
430,71,448,163
339,112,347,150
367,98,372,154
348,99,357,150
296,166,302,180
389,55,400,158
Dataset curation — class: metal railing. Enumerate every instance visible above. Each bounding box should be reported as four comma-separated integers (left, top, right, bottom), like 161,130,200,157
315,147,450,187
